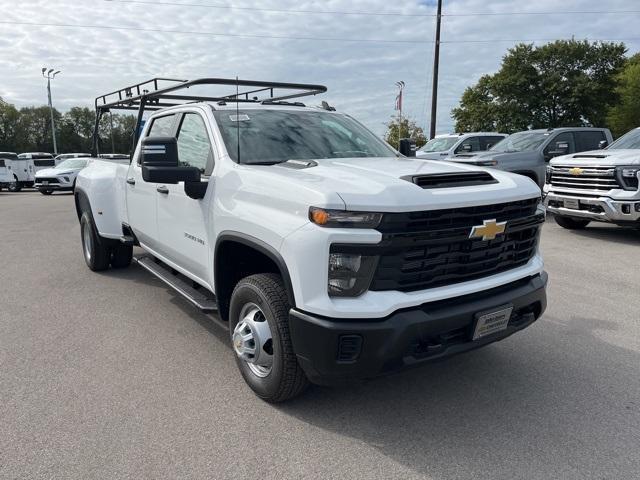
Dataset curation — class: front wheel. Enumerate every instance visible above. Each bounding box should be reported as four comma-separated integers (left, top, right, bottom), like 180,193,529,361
39,189,53,195
80,212,111,271
229,273,308,403
555,215,590,230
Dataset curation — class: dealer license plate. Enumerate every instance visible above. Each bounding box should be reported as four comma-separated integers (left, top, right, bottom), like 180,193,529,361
473,306,513,340
563,198,579,210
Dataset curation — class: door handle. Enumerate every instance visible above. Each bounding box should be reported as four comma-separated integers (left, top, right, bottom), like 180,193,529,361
126,177,136,185
157,185,169,194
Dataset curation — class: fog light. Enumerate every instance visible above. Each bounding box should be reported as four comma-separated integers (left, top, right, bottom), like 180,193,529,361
622,204,631,214
635,203,640,212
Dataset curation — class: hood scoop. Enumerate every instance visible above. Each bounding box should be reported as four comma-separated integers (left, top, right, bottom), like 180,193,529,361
572,154,607,159
277,159,318,170
403,171,498,189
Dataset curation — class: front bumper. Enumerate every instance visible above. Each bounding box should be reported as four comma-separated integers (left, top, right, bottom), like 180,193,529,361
33,182,72,191
289,272,547,385
544,191,640,223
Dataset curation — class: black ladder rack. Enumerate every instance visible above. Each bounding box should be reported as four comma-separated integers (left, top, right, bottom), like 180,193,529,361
91,77,328,157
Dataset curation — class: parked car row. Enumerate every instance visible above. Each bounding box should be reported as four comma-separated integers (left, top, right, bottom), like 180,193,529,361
0,152,129,193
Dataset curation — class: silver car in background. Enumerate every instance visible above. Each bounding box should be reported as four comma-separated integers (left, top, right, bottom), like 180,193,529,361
415,132,507,160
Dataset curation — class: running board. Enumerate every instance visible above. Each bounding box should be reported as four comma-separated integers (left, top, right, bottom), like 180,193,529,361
134,255,218,312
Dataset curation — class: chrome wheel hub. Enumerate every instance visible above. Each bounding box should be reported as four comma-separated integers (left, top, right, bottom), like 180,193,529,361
232,303,273,377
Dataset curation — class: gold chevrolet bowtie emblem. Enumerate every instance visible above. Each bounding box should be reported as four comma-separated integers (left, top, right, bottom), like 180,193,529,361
568,167,584,175
469,219,507,241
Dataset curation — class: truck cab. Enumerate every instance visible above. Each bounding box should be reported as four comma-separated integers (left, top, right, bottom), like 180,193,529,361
450,127,613,188
544,127,640,229
75,78,548,402
415,132,506,160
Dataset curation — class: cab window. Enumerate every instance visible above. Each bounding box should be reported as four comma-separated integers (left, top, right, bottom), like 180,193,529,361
455,136,481,153
544,132,576,160
148,114,176,137
176,113,214,175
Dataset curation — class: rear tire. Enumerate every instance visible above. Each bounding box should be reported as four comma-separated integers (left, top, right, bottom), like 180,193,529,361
555,215,590,230
40,189,53,195
80,212,111,271
229,273,308,403
8,177,21,192
110,243,133,269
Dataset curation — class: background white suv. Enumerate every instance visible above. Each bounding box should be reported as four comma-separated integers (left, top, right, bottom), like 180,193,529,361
34,157,91,195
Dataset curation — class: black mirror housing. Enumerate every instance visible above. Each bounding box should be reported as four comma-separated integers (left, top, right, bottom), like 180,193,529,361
598,140,609,149
141,136,179,167
399,138,417,157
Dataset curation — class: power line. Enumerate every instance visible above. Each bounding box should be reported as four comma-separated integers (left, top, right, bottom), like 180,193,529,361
104,0,640,18
2,20,640,46
103,0,436,17
0,20,431,44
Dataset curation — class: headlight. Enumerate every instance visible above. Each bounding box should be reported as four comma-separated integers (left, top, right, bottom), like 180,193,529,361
615,166,640,191
328,251,378,297
545,166,553,184
472,159,498,167
309,207,383,228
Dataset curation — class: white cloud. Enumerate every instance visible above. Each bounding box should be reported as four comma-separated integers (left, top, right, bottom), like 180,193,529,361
0,0,638,136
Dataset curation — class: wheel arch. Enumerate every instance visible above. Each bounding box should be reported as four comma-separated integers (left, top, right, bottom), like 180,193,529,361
74,187,92,221
214,232,295,322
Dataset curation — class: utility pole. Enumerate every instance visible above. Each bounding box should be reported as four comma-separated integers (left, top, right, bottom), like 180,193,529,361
42,68,61,154
429,0,443,139
395,81,405,149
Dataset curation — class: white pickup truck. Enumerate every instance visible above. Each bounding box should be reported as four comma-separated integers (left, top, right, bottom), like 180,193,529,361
544,127,640,229
76,78,548,402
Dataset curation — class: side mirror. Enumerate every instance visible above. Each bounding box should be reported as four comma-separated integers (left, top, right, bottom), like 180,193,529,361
399,138,417,157
140,136,200,184
598,140,608,149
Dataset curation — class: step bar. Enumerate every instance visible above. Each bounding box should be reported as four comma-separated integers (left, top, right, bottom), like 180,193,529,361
134,254,218,313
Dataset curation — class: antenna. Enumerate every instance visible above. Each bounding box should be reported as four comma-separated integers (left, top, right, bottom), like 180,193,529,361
236,76,241,163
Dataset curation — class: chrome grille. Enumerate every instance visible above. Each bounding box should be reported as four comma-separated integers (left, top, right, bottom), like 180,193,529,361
550,165,620,192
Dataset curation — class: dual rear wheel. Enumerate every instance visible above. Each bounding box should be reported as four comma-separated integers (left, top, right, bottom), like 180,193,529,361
80,212,132,271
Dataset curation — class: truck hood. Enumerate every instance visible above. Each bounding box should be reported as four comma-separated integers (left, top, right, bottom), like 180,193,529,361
551,149,640,166
451,150,534,164
256,156,541,212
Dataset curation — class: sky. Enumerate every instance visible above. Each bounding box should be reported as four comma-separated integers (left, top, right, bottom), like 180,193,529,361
1,0,639,136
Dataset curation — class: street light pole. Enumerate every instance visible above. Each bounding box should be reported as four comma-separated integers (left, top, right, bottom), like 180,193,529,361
42,67,61,154
429,0,443,139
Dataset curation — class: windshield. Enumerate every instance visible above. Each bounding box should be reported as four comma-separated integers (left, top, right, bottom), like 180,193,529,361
418,136,459,153
55,158,89,170
607,128,640,150
213,109,395,164
490,132,548,153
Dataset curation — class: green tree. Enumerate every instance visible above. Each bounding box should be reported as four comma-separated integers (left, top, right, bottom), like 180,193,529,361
607,53,640,138
0,97,21,151
59,107,95,152
384,116,427,149
14,106,61,152
452,40,627,133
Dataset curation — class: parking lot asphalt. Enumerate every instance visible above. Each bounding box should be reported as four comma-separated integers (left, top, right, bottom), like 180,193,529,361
1,190,639,480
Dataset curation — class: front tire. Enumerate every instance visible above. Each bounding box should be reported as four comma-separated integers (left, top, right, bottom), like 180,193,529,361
39,189,53,195
555,215,590,230
229,273,308,403
80,212,111,271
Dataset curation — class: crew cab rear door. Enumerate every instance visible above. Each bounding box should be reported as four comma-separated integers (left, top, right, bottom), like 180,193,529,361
155,110,214,284
127,112,178,248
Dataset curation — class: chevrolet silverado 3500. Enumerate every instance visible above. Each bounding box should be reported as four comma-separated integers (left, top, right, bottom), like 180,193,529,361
75,78,548,402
